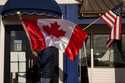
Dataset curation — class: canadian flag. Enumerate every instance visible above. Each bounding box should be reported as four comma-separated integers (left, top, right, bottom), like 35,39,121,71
22,18,88,61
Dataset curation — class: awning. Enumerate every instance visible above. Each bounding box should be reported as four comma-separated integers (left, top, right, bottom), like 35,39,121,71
1,0,62,17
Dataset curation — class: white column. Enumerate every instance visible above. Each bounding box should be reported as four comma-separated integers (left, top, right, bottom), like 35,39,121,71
0,16,5,83
59,50,64,83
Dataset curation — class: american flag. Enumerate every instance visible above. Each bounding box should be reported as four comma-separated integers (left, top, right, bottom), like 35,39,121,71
101,4,122,47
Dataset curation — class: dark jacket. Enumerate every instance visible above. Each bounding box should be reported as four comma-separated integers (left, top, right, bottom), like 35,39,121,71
38,46,59,78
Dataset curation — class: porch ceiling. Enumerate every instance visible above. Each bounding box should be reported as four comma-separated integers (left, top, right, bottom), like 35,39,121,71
79,0,124,17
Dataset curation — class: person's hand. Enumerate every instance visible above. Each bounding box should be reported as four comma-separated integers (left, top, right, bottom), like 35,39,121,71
33,51,38,56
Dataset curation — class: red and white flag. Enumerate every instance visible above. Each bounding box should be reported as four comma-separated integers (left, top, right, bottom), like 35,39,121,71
22,18,88,61
101,4,122,47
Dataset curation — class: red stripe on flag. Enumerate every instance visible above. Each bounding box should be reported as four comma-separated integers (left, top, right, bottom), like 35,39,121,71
108,11,116,20
106,39,114,48
101,15,114,29
22,18,46,52
105,12,114,24
65,25,88,61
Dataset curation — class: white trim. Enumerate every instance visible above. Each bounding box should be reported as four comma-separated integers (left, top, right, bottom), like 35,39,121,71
55,0,79,4
88,68,125,83
0,0,7,5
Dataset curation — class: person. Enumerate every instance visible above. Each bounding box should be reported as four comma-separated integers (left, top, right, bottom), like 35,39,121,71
36,46,59,83
26,46,59,83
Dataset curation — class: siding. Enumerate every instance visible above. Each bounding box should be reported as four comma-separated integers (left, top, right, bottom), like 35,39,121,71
88,68,125,83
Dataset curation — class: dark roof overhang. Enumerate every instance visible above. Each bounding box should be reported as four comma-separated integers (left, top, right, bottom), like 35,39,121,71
1,0,62,17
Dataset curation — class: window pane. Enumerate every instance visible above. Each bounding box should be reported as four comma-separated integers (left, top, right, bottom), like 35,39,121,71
19,62,26,72
11,63,18,72
14,40,22,51
11,52,18,62
18,52,26,61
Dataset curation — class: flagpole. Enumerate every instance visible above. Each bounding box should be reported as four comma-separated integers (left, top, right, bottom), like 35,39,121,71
16,11,37,56
16,11,37,70
83,17,101,30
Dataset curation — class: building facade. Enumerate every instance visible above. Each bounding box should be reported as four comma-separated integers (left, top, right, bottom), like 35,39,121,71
1,0,125,83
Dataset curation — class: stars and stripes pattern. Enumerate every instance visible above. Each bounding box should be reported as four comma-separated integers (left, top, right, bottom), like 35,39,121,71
101,4,122,47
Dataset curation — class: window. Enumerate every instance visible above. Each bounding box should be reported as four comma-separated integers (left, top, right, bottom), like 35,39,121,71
81,34,125,68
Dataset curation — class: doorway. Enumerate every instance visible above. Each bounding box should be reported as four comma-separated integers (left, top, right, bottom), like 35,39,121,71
4,25,32,83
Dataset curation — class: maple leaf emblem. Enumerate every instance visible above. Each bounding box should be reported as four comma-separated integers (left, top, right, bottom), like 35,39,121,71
42,22,66,38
